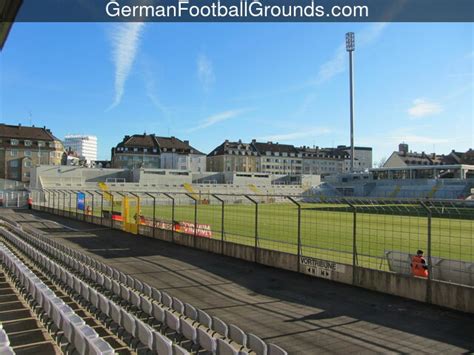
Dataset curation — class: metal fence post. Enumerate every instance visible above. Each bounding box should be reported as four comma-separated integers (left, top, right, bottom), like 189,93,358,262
420,201,433,304
288,196,302,272
96,191,104,226
185,193,198,248
244,195,259,263
129,192,141,234
212,194,225,255
116,192,126,230
144,192,156,239
163,193,175,243
105,192,114,229
68,190,72,217
346,200,358,285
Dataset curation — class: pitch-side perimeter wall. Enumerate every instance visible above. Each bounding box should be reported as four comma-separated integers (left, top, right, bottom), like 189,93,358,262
35,205,474,314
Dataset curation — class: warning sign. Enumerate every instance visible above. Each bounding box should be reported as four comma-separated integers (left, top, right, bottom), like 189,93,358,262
300,256,345,279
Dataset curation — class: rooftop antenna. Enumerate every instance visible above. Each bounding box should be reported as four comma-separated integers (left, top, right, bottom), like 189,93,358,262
28,110,32,126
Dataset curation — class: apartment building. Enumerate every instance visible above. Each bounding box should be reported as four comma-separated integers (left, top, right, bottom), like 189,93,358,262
251,140,302,175
64,135,98,163
111,134,161,169
156,136,206,172
299,146,349,175
111,134,206,172
0,124,65,182
207,140,259,172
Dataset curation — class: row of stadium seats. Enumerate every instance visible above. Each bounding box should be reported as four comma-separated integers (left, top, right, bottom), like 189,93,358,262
0,241,113,354
0,217,288,355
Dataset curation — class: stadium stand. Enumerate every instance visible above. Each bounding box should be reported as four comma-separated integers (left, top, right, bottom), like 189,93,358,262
0,216,288,355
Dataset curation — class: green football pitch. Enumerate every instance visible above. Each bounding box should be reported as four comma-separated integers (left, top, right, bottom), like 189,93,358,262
107,202,473,269
64,201,474,269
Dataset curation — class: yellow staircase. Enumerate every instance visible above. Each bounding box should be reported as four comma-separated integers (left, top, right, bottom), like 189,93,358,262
98,182,112,201
248,184,261,195
183,183,200,201
427,181,442,198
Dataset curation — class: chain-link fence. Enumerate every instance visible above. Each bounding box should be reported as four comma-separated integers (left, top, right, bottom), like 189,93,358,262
32,189,474,287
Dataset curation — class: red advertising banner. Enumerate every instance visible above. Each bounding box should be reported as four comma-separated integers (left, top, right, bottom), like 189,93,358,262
141,217,212,238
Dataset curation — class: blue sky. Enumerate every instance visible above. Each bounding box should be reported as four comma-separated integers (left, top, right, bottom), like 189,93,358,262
1,22,472,162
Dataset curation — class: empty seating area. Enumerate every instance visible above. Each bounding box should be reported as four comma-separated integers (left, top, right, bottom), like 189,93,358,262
0,216,287,355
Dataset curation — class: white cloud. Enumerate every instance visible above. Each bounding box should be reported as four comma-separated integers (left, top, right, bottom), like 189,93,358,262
188,109,248,132
258,127,332,142
197,53,215,91
408,98,443,118
107,22,145,110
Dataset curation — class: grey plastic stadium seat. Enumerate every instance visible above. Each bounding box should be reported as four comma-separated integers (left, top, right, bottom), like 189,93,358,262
135,279,144,293
0,329,10,347
181,319,197,345
217,338,241,355
110,302,122,329
136,320,154,350
151,287,162,302
197,327,216,353
172,297,184,314
112,280,121,297
197,309,212,328
120,283,131,303
268,343,288,355
229,324,247,347
74,324,98,355
141,296,153,317
63,314,86,344
126,275,135,289
162,292,172,308
121,309,138,344
0,346,14,355
184,303,198,322
90,337,115,355
248,333,268,355
119,272,127,284
173,343,191,355
152,303,165,324
153,330,173,355
143,283,152,298
130,291,141,310
165,309,180,333
212,316,229,337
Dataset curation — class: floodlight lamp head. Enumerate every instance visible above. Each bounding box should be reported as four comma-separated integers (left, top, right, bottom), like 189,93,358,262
346,32,355,51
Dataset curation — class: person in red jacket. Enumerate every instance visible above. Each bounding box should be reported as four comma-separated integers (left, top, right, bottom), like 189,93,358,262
411,250,428,278
27,196,33,210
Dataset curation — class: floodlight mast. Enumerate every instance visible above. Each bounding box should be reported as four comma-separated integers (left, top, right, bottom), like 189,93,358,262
346,32,355,173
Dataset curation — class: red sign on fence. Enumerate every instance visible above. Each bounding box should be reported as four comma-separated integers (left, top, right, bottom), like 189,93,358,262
141,217,212,238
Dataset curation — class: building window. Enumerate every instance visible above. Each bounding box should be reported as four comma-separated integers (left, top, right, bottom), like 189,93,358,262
10,139,19,145
10,149,18,157
144,148,148,153
134,148,138,152
25,150,31,157
24,160,32,167
38,141,45,147
10,160,18,167
49,142,55,148
24,172,30,178
24,140,32,146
